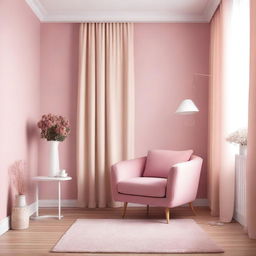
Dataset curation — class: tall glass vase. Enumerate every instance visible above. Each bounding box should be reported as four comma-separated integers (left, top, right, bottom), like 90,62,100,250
49,141,60,176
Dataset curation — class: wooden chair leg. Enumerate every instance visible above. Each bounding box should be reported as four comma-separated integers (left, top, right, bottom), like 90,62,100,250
146,205,149,216
122,202,128,218
189,202,196,215
165,208,170,224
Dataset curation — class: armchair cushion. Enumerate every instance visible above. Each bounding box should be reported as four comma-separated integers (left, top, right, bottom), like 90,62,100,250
143,149,193,178
117,177,167,197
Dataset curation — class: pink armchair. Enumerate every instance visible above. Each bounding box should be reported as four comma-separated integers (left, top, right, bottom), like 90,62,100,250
111,150,203,223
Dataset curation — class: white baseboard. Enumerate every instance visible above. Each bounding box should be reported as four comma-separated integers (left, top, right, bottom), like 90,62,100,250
0,201,37,237
39,199,78,207
0,216,10,236
38,199,208,208
128,199,208,207
28,202,37,216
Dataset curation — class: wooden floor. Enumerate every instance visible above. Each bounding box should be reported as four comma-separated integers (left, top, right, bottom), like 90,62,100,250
0,207,256,256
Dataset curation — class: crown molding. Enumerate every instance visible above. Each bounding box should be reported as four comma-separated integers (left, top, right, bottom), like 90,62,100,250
26,0,220,23
203,0,221,21
25,0,46,21
39,13,209,23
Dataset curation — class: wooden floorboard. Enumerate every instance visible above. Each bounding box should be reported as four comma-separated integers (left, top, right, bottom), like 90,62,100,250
0,207,255,256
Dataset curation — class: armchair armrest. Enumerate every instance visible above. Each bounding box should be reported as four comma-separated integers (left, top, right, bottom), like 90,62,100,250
111,157,147,183
111,157,147,200
166,155,203,207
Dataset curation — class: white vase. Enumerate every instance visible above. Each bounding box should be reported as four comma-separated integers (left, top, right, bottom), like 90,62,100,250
49,141,60,176
239,145,247,155
15,195,26,207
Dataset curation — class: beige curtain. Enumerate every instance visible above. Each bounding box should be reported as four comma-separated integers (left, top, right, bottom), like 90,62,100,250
208,0,249,222
208,2,235,222
77,23,134,208
208,6,222,217
246,0,256,239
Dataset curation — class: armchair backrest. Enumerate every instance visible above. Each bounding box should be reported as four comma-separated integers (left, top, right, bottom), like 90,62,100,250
143,149,193,178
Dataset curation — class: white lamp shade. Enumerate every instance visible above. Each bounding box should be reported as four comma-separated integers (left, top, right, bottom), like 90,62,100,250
175,99,199,115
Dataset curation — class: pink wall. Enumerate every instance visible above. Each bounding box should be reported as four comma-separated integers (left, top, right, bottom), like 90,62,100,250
39,24,79,199
39,23,209,200
0,18,210,218
0,0,41,220
134,24,210,197
0,3,210,217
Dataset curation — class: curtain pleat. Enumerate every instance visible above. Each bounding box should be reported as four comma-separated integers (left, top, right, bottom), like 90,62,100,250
208,7,221,217
77,23,134,208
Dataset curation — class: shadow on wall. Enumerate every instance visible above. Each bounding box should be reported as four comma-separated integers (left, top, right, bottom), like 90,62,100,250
7,185,13,217
7,120,39,215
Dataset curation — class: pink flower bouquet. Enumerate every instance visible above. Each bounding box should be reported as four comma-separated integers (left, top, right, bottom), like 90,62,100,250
37,114,70,141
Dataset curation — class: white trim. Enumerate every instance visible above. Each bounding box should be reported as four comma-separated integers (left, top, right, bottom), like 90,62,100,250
0,216,10,236
25,0,46,21
128,199,209,207
203,0,221,21
37,13,210,23
38,199,208,208
0,202,37,236
28,202,37,216
25,0,220,23
39,200,78,207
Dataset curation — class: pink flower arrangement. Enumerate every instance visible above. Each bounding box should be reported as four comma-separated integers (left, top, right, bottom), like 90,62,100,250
9,161,26,195
37,113,70,141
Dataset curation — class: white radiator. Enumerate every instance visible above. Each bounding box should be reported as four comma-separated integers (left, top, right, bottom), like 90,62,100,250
234,155,247,226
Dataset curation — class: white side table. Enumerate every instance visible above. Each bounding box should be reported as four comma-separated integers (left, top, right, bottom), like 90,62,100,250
30,176,72,220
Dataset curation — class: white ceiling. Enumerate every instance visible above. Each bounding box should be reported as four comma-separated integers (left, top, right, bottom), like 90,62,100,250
26,0,220,23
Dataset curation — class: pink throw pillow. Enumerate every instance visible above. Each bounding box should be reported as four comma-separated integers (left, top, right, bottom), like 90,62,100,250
143,149,193,178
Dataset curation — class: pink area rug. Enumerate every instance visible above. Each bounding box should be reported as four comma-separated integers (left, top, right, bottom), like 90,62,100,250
52,219,224,253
